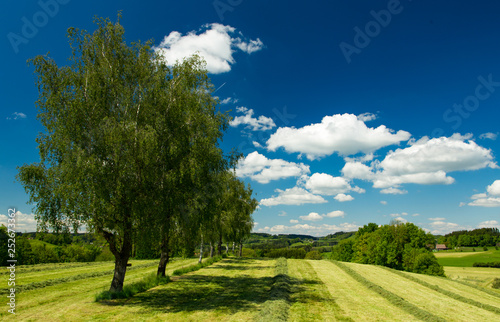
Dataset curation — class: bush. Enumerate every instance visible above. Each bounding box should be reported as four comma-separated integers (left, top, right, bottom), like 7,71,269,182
266,248,306,259
241,248,258,257
483,247,489,251
305,250,323,260
472,261,500,268
95,246,114,261
492,278,500,289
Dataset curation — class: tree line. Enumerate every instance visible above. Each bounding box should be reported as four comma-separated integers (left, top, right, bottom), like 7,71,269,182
330,222,445,276
439,228,500,248
16,15,257,293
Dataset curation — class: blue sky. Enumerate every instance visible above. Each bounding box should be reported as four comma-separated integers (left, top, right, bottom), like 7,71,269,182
2,0,500,236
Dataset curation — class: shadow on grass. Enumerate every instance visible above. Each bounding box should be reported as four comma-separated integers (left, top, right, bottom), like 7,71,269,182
97,272,325,316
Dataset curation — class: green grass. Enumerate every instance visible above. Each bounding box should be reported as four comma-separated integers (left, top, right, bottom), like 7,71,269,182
95,273,170,300
172,255,223,276
3,258,500,321
435,249,500,267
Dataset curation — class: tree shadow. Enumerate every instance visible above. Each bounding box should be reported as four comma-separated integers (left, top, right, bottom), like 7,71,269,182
97,271,326,316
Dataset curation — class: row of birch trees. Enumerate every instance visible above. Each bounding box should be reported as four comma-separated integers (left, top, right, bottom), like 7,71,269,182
17,16,257,292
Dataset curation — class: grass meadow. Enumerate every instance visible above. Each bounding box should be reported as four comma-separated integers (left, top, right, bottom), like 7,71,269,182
1,256,499,321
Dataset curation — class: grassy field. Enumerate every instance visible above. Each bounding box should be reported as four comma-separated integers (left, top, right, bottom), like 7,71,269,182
3,258,500,321
434,249,500,267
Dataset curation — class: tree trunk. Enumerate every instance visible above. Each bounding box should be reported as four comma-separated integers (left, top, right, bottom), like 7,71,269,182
103,228,133,293
210,242,214,257
225,242,229,255
157,236,170,277
232,242,235,254
198,235,204,264
239,242,243,257
110,254,129,292
217,234,222,256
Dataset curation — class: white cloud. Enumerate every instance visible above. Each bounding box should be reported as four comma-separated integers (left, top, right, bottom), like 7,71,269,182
357,112,377,122
393,216,408,223
429,217,446,221
468,180,500,207
487,180,500,196
380,187,407,195
260,222,359,237
260,187,327,206
300,212,323,221
390,212,408,217
154,23,263,74
334,193,354,202
221,97,239,105
266,113,411,160
478,220,499,228
0,211,37,232
6,112,27,120
304,173,363,196
324,210,345,218
380,201,387,205
344,134,498,192
278,211,287,217
230,107,276,131
290,219,299,224
236,152,310,184
234,38,264,54
428,221,462,235
479,132,498,140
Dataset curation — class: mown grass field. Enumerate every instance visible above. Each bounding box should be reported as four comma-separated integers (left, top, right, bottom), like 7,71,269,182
434,249,500,267
2,257,499,321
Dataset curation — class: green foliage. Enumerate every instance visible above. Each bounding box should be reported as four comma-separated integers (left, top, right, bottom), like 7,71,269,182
492,278,500,289
330,238,355,262
472,261,500,268
331,222,443,277
305,250,323,260
266,248,306,259
172,256,222,276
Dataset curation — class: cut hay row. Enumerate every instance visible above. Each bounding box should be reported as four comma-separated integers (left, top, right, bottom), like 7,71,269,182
346,261,500,321
383,267,500,314
0,258,199,321
287,259,351,321
332,261,444,322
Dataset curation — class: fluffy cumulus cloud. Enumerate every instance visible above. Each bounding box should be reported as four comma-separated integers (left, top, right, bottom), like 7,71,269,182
266,113,411,160
230,107,276,131
236,152,310,184
300,212,323,221
478,220,499,228
256,222,359,236
154,23,263,74
0,211,37,232
304,173,364,196
260,187,327,206
343,134,498,192
334,193,354,202
427,220,462,235
468,179,500,207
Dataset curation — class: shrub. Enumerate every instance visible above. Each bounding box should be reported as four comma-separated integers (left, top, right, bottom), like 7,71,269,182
483,247,489,251
492,278,500,289
241,248,258,257
305,250,323,260
472,261,500,268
